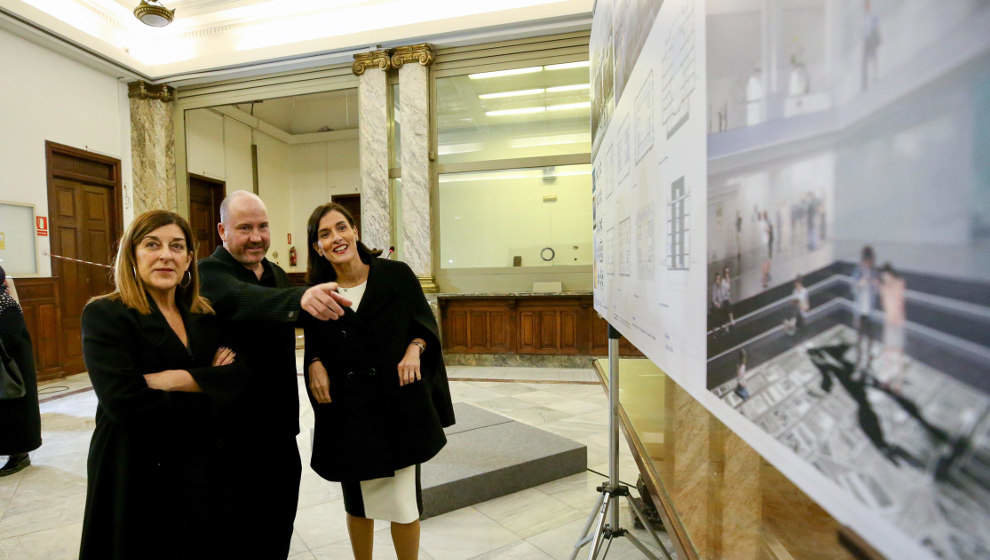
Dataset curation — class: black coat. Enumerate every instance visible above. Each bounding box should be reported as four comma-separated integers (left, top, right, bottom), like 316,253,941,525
304,258,455,481
198,246,305,442
79,296,244,560
0,291,41,454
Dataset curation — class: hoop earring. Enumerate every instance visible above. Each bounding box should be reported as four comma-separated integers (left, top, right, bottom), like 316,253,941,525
180,270,192,288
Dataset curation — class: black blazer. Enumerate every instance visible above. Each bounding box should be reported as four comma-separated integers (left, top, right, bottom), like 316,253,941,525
304,258,455,481
198,246,305,441
78,296,244,560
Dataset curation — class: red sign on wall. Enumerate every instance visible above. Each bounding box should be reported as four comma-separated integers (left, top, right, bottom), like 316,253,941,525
36,216,48,237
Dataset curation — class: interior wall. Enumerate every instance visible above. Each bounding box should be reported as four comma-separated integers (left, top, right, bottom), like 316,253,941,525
833,51,990,280
184,108,360,274
0,27,131,277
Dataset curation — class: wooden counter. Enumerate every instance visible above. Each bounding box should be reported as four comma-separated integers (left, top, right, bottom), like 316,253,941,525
438,293,641,356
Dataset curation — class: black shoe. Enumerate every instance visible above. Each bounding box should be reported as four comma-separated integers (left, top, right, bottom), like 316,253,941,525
0,453,30,477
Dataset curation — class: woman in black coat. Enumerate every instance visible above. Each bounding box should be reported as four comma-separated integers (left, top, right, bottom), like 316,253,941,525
304,202,454,560
79,211,244,560
0,265,42,476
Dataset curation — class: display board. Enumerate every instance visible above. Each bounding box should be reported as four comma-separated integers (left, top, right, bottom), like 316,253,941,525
0,202,38,276
592,1,990,559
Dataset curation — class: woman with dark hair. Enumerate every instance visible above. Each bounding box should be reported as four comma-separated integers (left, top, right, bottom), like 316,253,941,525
303,202,455,560
0,265,42,476
79,210,244,560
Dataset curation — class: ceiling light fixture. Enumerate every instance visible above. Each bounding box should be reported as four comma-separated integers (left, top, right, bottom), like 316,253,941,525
545,61,590,70
468,67,543,80
546,83,591,93
134,0,174,27
478,88,545,100
485,106,547,117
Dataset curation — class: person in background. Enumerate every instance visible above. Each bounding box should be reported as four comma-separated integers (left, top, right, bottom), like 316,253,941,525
879,263,908,391
721,265,736,332
852,245,879,375
734,350,750,401
79,210,244,560
197,190,351,559
784,275,810,336
304,202,455,560
0,265,41,476
711,271,725,336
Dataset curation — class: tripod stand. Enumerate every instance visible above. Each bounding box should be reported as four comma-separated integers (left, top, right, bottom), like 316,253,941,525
570,326,673,560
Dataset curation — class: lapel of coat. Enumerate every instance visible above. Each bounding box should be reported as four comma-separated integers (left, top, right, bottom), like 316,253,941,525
354,258,395,320
140,296,192,360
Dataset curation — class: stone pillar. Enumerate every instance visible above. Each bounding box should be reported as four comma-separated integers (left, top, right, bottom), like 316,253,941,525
392,44,437,293
128,81,176,214
353,50,392,252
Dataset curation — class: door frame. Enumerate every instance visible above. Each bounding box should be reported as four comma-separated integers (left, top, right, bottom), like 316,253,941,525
44,140,123,376
188,172,226,258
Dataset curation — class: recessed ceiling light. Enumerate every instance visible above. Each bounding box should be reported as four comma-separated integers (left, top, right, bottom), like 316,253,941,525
134,0,174,28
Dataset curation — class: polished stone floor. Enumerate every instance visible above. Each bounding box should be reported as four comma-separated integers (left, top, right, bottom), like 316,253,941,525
0,364,674,560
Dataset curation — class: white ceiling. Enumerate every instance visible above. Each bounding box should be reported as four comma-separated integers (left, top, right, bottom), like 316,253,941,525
0,0,593,80
231,88,359,134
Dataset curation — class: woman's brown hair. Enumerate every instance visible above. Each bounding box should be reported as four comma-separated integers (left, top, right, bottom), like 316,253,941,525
93,210,214,315
305,202,383,285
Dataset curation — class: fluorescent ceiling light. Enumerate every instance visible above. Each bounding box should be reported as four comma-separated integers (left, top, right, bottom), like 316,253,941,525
439,167,591,183
546,83,590,93
469,67,543,79
485,107,547,117
479,84,590,100
545,61,590,70
478,89,545,99
547,101,591,111
437,143,482,155
511,133,591,148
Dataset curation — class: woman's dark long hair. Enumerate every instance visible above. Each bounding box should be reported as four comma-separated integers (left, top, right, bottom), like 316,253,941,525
306,202,383,285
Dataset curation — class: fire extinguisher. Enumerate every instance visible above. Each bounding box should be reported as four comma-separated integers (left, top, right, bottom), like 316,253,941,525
289,246,297,267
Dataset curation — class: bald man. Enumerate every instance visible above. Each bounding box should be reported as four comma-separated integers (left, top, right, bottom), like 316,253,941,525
198,191,348,558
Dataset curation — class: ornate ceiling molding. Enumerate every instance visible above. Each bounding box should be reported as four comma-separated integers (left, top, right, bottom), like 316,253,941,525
127,81,176,102
352,49,393,76
391,43,435,69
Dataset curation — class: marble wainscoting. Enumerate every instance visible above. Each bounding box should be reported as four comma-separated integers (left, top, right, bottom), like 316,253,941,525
445,353,599,369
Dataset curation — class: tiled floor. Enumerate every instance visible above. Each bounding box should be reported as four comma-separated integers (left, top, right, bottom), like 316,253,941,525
1,364,675,560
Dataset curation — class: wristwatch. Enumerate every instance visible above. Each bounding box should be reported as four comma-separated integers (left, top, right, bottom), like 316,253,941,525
411,340,426,355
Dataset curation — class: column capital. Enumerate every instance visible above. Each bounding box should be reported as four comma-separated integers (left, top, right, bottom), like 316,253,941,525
391,43,435,69
127,81,175,102
352,49,393,75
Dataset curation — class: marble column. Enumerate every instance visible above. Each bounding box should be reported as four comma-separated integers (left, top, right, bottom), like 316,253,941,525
353,50,392,252
392,44,437,293
128,81,176,214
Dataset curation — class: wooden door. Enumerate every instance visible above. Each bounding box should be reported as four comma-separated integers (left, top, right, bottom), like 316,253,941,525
46,141,122,377
189,174,225,260
50,179,117,373
331,194,361,233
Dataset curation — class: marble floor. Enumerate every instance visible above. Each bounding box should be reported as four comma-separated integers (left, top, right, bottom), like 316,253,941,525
0,364,675,560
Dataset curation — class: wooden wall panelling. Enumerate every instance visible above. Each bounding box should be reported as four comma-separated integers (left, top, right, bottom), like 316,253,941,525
14,277,64,380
